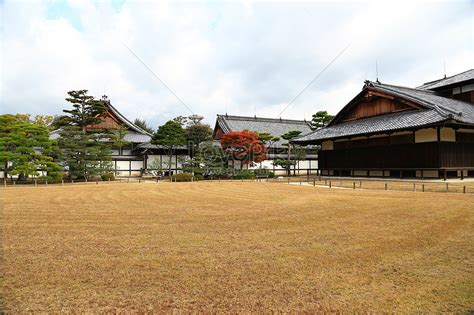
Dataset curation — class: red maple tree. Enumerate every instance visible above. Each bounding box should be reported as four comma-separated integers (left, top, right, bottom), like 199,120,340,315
220,131,267,165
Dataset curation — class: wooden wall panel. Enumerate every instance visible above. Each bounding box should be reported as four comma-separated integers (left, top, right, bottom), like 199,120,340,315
340,97,413,122
319,142,474,169
87,115,121,130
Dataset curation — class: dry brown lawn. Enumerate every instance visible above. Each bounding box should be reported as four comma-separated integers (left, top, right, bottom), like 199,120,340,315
1,182,473,312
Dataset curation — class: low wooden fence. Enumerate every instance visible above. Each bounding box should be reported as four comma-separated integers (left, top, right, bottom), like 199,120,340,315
268,176,474,194
2,176,473,194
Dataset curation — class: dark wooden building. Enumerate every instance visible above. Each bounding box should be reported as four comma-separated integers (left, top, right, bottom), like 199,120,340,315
293,69,474,179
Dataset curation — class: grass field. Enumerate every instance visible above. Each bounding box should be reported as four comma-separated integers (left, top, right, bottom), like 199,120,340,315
1,182,473,312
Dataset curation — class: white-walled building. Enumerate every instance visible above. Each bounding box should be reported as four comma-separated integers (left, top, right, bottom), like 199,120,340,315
213,114,318,175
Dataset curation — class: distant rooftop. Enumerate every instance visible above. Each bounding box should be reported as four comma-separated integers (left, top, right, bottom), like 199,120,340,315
418,69,474,90
215,114,313,147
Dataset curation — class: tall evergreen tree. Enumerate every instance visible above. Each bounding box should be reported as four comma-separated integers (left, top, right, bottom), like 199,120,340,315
310,111,334,130
0,114,62,181
273,130,302,176
152,120,186,177
133,118,154,134
56,90,113,179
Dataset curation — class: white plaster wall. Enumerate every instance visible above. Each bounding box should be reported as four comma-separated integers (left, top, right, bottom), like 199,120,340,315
116,161,130,170
415,128,437,143
131,161,143,170
369,170,383,177
440,127,456,142
416,170,439,178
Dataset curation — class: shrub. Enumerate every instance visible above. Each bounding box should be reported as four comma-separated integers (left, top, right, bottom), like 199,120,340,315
234,169,256,179
172,173,193,182
194,174,204,181
254,169,274,178
101,173,115,181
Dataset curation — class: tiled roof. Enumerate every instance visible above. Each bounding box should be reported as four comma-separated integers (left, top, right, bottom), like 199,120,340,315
293,81,474,144
50,100,152,143
418,69,474,90
107,102,152,136
215,114,312,147
124,131,151,143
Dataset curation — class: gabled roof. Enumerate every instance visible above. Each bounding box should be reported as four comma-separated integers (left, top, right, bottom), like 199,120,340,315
50,99,152,143
293,80,474,144
214,114,313,147
418,69,474,91
106,101,152,136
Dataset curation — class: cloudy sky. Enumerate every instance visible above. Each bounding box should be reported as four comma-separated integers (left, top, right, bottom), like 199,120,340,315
1,0,473,128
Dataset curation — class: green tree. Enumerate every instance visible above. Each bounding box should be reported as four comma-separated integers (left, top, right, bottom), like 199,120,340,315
255,132,280,145
310,110,334,130
113,125,129,154
56,90,113,179
275,130,303,176
186,123,212,156
0,114,63,181
134,118,154,134
152,120,186,177
182,141,226,177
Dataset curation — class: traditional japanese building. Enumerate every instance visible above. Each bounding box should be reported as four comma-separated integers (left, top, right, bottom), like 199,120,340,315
213,114,318,175
293,69,474,179
51,97,189,177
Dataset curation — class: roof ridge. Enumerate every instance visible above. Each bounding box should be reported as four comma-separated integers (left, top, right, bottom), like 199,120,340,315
420,68,474,87
370,81,461,118
217,114,309,124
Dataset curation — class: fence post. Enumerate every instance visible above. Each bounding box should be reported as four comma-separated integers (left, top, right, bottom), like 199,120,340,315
313,178,316,187
299,178,302,185
61,179,64,186
35,179,37,187
329,180,332,188
45,180,48,186
13,181,15,186
384,183,387,191
445,183,448,192
359,181,362,188
3,179,6,188
422,184,425,192
413,183,416,192
288,178,290,184
324,179,327,186
463,186,466,194
353,182,355,190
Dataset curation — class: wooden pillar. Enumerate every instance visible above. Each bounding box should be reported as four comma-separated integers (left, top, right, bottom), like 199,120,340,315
443,169,447,181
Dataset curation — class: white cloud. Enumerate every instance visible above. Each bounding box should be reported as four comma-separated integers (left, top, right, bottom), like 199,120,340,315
1,0,472,129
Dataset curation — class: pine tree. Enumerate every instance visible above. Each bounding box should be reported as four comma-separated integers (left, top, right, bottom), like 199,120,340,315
56,90,113,180
152,120,186,177
0,114,63,181
133,118,154,134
